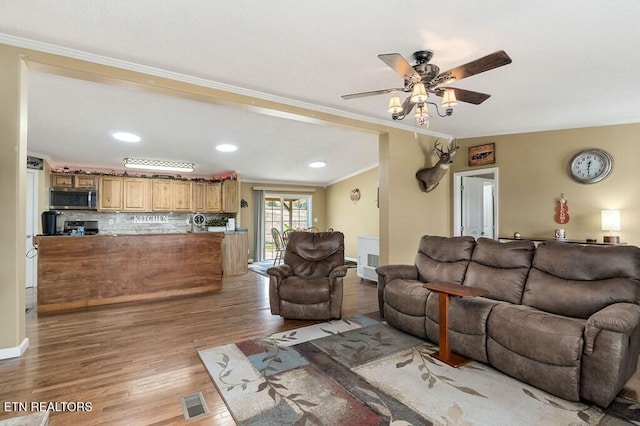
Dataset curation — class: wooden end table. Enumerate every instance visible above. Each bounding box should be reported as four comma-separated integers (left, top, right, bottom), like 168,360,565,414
423,282,489,367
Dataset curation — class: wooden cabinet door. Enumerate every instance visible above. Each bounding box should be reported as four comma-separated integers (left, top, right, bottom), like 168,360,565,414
152,180,172,211
74,175,96,188
123,178,151,211
98,177,123,211
192,182,207,212
172,181,192,211
206,182,222,212
51,174,73,188
222,180,239,213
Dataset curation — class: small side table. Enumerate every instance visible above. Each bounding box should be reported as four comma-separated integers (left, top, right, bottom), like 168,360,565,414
423,282,489,367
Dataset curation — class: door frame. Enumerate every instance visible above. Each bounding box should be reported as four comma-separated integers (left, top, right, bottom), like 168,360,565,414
26,169,39,287
453,167,499,238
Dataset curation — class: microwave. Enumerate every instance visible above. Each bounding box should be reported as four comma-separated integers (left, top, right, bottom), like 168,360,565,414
50,188,98,210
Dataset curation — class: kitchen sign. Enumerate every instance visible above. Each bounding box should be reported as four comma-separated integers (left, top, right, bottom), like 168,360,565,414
133,215,169,224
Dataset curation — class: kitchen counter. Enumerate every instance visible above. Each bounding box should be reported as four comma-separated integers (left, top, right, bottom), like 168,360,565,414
36,232,223,313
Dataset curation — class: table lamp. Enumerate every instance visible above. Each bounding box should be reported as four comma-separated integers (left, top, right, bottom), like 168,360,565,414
601,209,621,243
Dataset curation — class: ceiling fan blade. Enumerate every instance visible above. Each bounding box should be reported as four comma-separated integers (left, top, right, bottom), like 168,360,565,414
341,88,404,100
401,96,415,115
378,53,420,80
435,50,512,83
436,87,491,105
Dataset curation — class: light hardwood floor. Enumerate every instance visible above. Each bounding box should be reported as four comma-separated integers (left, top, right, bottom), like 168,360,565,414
0,268,380,425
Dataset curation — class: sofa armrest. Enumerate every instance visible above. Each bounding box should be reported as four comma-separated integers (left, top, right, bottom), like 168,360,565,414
329,265,348,280
375,264,418,318
584,303,640,355
267,264,293,283
376,264,419,283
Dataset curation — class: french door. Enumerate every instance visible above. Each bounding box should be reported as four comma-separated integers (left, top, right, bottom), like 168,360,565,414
263,194,312,260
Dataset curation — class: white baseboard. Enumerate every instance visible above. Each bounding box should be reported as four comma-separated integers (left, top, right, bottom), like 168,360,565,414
345,256,357,263
0,337,29,360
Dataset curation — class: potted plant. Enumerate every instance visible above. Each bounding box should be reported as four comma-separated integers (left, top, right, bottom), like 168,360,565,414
206,217,227,232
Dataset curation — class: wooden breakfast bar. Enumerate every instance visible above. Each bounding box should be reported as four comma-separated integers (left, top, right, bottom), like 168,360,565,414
35,232,224,313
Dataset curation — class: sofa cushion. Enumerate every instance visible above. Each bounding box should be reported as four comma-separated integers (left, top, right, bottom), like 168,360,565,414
425,294,502,363
488,304,585,366
522,242,640,318
279,277,330,304
463,238,535,304
415,235,476,284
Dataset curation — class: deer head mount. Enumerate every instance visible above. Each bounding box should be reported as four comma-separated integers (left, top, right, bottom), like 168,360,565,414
416,139,459,193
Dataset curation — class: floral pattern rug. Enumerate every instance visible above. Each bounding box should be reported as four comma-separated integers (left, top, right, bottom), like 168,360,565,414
198,316,640,425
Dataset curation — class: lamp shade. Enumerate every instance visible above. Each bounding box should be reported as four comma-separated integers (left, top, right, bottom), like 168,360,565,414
601,209,621,231
442,89,458,108
387,96,403,114
414,103,429,118
410,83,428,103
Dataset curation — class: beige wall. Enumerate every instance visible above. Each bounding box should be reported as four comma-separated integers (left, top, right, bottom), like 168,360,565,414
453,123,640,246
379,129,450,265
325,167,379,259
238,181,326,261
0,44,27,353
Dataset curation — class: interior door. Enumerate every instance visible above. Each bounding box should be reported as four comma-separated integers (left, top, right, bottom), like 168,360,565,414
26,170,38,288
461,176,495,239
454,168,498,239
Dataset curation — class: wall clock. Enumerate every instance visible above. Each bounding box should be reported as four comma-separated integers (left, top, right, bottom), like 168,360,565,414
568,148,613,184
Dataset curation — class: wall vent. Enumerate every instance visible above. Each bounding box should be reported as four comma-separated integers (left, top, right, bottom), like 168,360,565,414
181,392,208,421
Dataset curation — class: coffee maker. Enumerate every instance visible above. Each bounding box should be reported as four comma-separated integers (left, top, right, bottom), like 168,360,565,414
41,211,58,235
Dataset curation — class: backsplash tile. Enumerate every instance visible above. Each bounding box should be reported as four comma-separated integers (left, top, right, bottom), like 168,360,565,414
55,211,233,234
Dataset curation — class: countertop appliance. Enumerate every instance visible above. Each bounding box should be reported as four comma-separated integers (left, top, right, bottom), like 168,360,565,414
63,220,99,235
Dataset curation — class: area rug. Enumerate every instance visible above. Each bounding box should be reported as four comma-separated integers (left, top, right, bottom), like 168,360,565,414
198,316,640,425
248,260,275,277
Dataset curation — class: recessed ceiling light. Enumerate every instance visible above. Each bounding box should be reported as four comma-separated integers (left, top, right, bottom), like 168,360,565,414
111,131,141,143
309,161,326,168
216,144,238,152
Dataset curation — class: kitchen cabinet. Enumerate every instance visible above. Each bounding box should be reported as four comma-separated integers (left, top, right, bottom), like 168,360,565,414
98,177,124,211
172,180,193,211
222,180,239,213
51,174,96,189
123,178,152,211
222,232,248,275
51,174,74,188
151,179,172,211
152,179,192,211
193,182,222,213
75,175,96,188
206,182,222,212
192,182,207,212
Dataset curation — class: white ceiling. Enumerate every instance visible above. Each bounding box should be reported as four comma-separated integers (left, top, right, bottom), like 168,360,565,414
2,1,640,185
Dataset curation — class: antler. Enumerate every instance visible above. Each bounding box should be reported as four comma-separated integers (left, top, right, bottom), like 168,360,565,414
433,140,445,156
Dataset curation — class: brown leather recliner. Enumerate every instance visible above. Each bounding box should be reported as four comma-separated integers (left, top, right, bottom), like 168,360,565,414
267,231,347,320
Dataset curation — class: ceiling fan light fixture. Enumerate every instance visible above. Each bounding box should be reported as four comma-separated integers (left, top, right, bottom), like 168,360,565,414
123,158,194,173
410,83,428,103
387,96,403,114
414,103,429,118
442,89,458,108
414,103,430,126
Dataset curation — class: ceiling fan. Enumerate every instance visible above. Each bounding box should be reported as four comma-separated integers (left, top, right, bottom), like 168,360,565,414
341,49,512,124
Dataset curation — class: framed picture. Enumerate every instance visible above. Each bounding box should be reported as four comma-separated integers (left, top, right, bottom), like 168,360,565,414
468,143,495,166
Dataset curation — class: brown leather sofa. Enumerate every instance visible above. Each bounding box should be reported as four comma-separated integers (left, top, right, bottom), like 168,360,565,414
377,235,640,407
267,231,347,320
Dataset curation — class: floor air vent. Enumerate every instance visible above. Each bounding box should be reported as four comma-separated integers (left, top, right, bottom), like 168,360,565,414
181,392,208,421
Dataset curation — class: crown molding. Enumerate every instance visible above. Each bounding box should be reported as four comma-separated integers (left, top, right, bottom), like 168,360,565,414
0,33,452,140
